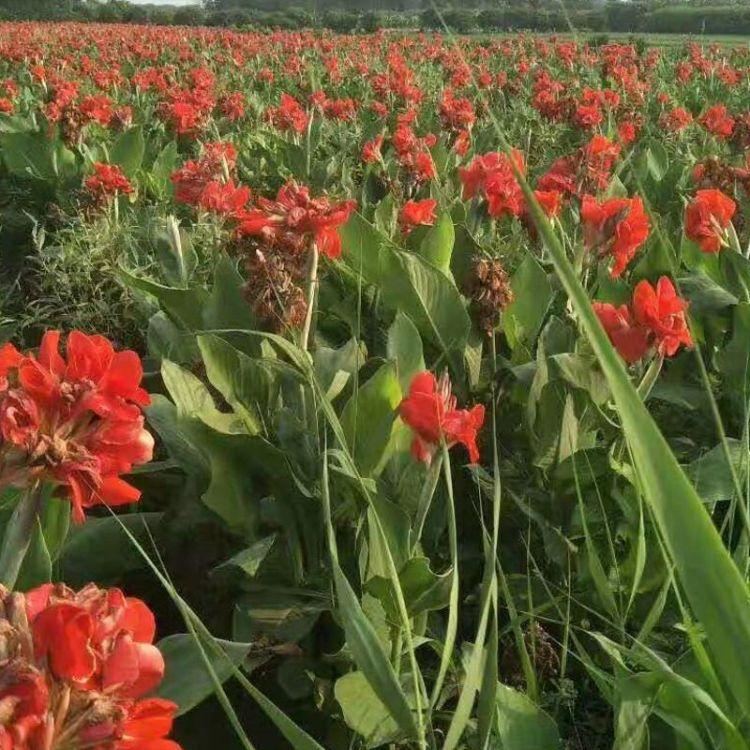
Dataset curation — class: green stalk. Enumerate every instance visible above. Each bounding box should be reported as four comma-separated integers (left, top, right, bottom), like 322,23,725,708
299,242,319,353
0,483,45,589
428,443,460,709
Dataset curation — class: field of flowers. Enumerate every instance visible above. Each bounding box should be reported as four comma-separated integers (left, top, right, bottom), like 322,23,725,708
1,19,750,750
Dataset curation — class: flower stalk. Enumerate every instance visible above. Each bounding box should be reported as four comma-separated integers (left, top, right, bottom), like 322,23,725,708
299,241,319,352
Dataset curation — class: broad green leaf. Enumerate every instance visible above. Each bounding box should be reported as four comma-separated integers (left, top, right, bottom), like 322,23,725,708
387,312,425,392
717,303,750,399
678,273,737,315
197,334,280,434
314,338,365,401
233,587,327,643
341,362,401,476
212,535,277,577
110,126,145,177
645,142,669,182
0,131,55,181
118,266,208,330
380,244,470,359
60,513,163,586
202,254,257,332
686,440,747,505
16,520,51,591
40,496,70,562
367,556,452,620
504,253,553,350
161,359,245,435
157,634,251,716
150,140,178,198
341,211,385,284
335,671,402,747
493,683,562,749
419,213,454,274
332,562,418,739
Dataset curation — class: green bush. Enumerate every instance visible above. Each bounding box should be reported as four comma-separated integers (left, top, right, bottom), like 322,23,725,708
321,9,360,33
646,4,750,34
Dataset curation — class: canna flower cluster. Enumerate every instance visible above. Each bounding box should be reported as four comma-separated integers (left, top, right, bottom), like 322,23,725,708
0,331,153,524
84,163,133,208
581,195,650,277
236,182,356,331
399,372,485,465
170,141,248,218
0,582,180,750
684,188,737,253
594,277,693,364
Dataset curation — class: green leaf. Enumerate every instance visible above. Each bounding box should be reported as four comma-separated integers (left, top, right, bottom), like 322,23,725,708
233,587,328,643
40,497,70,562
686,440,747,505
161,359,245,435
332,562,418,739
118,266,208,330
213,535,277,577
198,334,281,434
335,671,402,747
341,362,402,476
678,273,738,315
157,634,251,716
367,556,452,620
493,683,562,749
504,253,553,350
341,211,385,284
60,513,163,586
0,131,55,181
387,312,425,392
419,213,454,274
16,520,51,591
203,254,257,332
380,245,470,360
645,142,669,182
717,303,750,398
110,126,145,177
149,140,178,198
314,338,365,401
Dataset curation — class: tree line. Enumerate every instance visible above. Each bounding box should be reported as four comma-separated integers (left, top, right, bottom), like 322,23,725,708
2,0,750,36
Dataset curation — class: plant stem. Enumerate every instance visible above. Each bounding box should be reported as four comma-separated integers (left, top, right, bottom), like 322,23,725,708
0,483,45,589
299,242,319,353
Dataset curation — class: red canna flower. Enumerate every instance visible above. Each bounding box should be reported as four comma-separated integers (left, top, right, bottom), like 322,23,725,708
684,188,736,253
0,583,181,750
661,106,693,133
399,372,485,465
593,302,651,364
362,134,384,164
594,276,692,363
236,182,356,260
0,331,153,524
632,277,693,357
266,93,309,135
532,189,562,218
218,91,245,121
399,199,437,234
197,179,251,219
581,134,620,192
460,150,526,219
85,163,133,206
581,194,650,277
699,105,735,139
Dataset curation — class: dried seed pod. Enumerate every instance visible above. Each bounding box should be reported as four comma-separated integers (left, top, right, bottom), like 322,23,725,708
464,255,514,336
